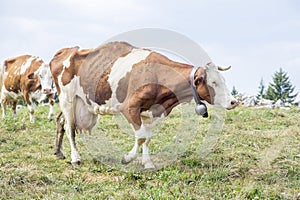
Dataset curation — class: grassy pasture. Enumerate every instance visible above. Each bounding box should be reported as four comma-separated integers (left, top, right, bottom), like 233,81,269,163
0,104,299,199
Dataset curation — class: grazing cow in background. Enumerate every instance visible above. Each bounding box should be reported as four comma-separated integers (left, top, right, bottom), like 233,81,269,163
0,55,54,122
50,41,237,169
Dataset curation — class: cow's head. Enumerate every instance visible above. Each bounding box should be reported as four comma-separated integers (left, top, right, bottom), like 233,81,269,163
193,62,237,110
28,63,54,95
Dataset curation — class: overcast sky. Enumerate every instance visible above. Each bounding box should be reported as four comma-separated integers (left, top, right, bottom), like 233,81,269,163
1,0,299,101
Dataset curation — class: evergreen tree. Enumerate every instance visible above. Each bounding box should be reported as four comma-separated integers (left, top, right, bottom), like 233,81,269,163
256,78,265,99
265,68,298,103
231,86,238,96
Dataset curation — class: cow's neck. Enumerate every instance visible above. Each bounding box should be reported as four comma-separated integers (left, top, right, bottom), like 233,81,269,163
151,64,195,117
171,65,195,102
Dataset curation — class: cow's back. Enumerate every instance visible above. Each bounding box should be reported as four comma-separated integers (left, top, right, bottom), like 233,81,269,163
77,42,134,104
50,42,134,105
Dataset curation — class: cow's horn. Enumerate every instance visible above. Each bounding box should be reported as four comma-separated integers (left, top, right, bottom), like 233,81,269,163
218,66,231,71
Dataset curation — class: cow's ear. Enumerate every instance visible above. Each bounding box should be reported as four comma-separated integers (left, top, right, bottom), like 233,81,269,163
193,75,204,87
27,73,37,79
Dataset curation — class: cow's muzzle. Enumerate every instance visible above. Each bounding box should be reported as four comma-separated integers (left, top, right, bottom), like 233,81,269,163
43,88,53,94
226,99,238,110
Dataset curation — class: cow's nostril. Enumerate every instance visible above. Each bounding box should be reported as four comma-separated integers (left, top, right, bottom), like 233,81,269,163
231,100,237,106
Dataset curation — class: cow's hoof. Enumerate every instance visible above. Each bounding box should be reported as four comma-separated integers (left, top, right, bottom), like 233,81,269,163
143,162,155,170
72,160,82,166
54,151,66,160
121,153,137,165
48,114,54,121
121,156,130,165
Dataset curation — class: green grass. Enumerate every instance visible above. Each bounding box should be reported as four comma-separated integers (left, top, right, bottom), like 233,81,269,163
0,104,299,199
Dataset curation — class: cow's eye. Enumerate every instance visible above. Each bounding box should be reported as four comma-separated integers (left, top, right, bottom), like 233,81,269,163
211,81,218,87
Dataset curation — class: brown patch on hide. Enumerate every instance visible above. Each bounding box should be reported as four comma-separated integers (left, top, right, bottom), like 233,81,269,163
116,71,130,103
138,138,146,146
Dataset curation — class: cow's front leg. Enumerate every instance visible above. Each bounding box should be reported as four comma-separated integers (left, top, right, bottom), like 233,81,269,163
121,138,139,164
121,124,155,169
23,91,35,122
120,102,155,169
141,138,155,169
48,97,55,120
27,104,35,122
136,125,155,170
120,105,142,164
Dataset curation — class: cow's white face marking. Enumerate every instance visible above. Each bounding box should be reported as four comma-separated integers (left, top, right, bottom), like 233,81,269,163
37,63,53,94
108,48,151,103
205,63,233,108
20,57,35,75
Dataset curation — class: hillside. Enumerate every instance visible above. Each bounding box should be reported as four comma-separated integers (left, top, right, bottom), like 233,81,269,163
0,104,299,199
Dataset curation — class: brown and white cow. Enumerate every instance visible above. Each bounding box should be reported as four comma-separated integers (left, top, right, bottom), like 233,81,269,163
0,55,54,122
50,41,237,169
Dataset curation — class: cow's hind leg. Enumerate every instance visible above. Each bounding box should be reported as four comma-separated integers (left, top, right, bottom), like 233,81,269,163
66,121,81,165
54,112,66,159
63,102,81,165
11,100,17,118
1,98,7,119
